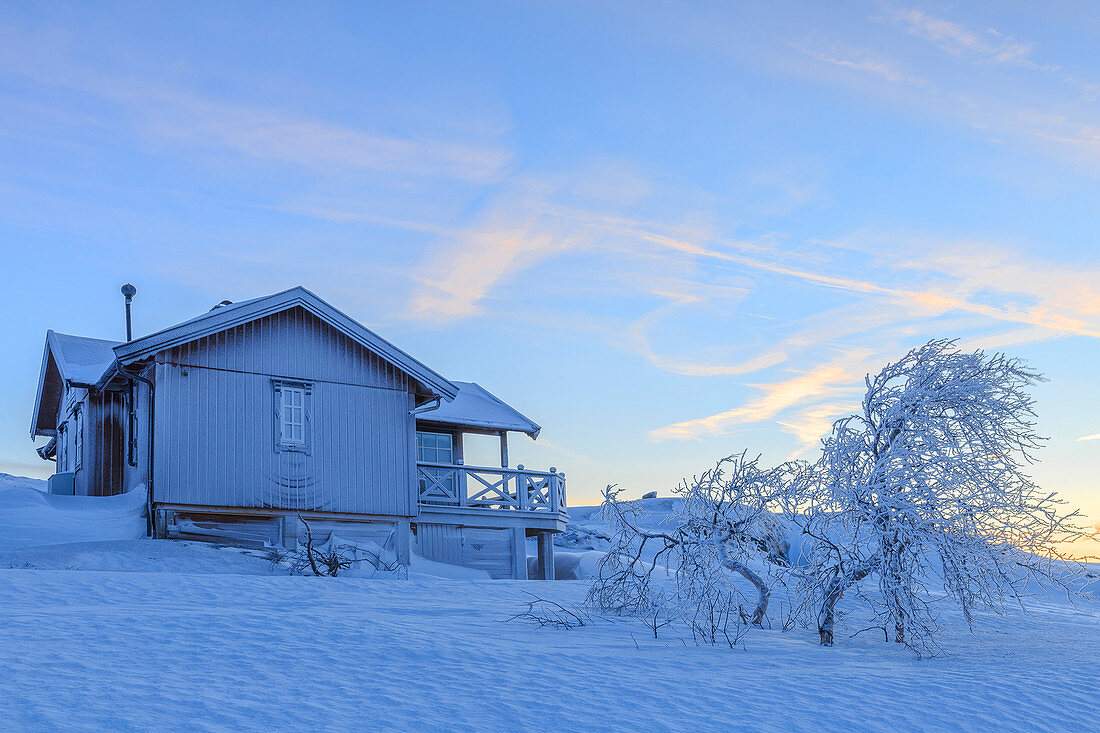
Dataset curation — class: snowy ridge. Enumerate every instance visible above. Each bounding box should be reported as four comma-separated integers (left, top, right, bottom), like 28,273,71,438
0,472,46,492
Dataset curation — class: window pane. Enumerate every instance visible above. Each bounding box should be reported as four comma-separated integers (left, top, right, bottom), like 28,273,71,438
278,385,308,447
416,432,453,463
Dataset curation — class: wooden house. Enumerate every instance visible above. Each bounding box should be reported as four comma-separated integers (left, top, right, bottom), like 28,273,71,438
30,286,566,578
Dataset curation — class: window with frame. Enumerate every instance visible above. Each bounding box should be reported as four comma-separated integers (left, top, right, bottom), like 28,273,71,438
73,405,83,473
274,381,312,452
127,388,138,467
416,431,457,504
416,431,454,464
57,422,68,472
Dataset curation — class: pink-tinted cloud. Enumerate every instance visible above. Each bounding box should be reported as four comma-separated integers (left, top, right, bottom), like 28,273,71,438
649,350,871,441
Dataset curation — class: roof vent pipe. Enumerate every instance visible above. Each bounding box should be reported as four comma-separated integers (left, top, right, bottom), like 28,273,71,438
121,283,137,342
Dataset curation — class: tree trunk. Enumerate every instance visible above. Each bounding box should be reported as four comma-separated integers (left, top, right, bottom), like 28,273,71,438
882,533,908,644
818,561,876,646
298,513,322,577
818,580,843,646
718,542,770,627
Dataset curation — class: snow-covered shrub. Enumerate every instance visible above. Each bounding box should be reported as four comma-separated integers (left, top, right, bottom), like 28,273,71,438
584,486,665,616
793,339,1089,653
673,452,790,626
587,452,792,636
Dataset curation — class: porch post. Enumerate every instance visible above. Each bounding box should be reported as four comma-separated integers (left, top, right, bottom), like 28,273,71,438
512,526,528,580
536,531,555,580
517,465,528,510
499,431,509,468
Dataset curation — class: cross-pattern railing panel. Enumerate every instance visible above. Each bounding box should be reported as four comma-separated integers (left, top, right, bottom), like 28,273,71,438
417,461,566,514
466,469,519,509
520,473,552,508
417,464,460,505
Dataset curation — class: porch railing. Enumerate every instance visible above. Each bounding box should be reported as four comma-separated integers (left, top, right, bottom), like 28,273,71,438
417,461,566,514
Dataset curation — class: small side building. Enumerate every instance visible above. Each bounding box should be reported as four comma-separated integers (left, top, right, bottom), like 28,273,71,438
30,286,566,578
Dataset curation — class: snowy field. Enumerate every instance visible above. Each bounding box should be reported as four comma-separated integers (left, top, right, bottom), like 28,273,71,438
0,477,1098,731
1,555,1097,732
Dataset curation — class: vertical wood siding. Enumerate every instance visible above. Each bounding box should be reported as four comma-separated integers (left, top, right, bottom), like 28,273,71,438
152,307,417,515
56,387,122,497
460,527,516,579
88,390,125,496
161,307,409,390
416,524,517,579
417,523,463,565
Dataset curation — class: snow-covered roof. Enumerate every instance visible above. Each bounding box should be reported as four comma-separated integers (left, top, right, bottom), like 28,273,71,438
30,331,124,437
111,286,458,400
418,381,541,438
32,288,527,437
48,331,122,385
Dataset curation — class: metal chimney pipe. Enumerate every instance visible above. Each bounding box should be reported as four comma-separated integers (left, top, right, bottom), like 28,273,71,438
121,283,136,341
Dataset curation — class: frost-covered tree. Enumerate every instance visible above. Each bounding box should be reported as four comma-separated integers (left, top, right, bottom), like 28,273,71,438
587,452,789,629
796,339,1086,651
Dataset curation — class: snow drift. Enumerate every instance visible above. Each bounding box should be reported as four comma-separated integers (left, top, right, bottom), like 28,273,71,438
0,481,147,551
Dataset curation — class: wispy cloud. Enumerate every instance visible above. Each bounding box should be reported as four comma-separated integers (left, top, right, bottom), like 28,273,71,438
792,41,929,87
405,164,714,323
140,94,511,182
1076,434,1100,442
778,7,1100,167
0,35,513,184
888,238,1100,333
411,218,569,321
629,228,1100,340
778,401,860,454
889,7,1036,67
407,167,1100,429
643,231,1100,444
393,145,1100,447
623,286,791,377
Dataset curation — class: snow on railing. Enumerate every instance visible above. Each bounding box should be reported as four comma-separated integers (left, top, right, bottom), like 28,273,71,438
416,461,566,514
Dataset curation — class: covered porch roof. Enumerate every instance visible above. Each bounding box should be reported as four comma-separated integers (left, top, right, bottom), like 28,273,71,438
417,381,541,438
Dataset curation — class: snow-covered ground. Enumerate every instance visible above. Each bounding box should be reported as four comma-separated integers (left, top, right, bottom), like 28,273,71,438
1,559,1097,731
1,476,1097,731
0,477,146,551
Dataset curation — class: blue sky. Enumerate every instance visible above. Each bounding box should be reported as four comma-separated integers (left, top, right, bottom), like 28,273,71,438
1,1,1098,529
